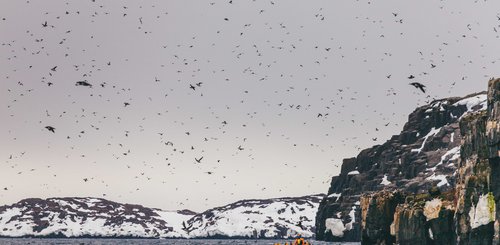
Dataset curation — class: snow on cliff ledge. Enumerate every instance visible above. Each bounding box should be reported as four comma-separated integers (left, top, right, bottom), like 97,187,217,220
454,94,487,116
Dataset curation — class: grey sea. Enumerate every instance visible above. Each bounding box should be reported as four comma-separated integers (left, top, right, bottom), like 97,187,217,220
0,239,359,245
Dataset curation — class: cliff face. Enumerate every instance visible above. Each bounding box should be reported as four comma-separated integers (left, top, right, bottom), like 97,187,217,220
316,79,497,243
453,79,500,244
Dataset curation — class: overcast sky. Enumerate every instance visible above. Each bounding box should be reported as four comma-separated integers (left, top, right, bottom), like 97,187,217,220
1,0,499,212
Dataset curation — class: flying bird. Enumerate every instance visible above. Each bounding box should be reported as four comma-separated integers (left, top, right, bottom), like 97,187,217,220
195,157,203,163
45,126,56,133
75,81,92,87
409,82,426,93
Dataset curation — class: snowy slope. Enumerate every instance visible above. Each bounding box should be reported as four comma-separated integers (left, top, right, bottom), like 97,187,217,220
185,194,325,238
0,197,194,238
0,195,324,238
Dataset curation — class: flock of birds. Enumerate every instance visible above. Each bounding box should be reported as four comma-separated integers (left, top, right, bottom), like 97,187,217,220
0,0,498,210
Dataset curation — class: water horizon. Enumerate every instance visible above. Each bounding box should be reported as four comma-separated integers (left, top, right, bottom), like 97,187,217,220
0,238,359,245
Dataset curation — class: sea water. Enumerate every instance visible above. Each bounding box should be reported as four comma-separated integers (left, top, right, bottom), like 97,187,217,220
0,238,359,245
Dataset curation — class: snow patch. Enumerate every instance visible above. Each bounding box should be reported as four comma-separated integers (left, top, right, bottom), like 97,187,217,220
469,193,496,229
438,146,461,166
345,206,356,231
380,174,391,186
327,193,341,202
454,94,487,114
427,146,461,172
412,127,442,154
426,174,449,187
325,218,345,237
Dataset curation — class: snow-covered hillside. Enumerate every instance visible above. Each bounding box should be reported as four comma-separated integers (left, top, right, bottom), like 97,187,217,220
185,194,325,238
0,197,194,238
0,194,324,238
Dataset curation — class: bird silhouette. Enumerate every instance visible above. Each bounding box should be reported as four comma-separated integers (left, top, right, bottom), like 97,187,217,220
45,126,56,133
409,82,426,93
75,81,92,87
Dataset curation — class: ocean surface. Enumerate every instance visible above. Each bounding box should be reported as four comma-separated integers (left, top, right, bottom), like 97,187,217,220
0,239,359,245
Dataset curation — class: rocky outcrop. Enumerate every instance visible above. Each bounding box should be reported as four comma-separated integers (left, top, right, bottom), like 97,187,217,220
316,79,495,244
361,191,404,244
453,79,500,244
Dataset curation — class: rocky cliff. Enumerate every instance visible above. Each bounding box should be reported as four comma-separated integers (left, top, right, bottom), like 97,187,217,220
316,79,498,244
0,194,324,239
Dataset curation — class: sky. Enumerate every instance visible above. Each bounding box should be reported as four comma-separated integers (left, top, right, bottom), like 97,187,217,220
0,0,499,212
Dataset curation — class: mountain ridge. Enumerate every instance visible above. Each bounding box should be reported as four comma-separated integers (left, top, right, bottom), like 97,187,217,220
0,194,324,239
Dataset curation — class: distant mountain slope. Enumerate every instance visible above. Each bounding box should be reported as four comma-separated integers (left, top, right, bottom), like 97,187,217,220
0,194,324,238
0,197,193,238
185,194,325,238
